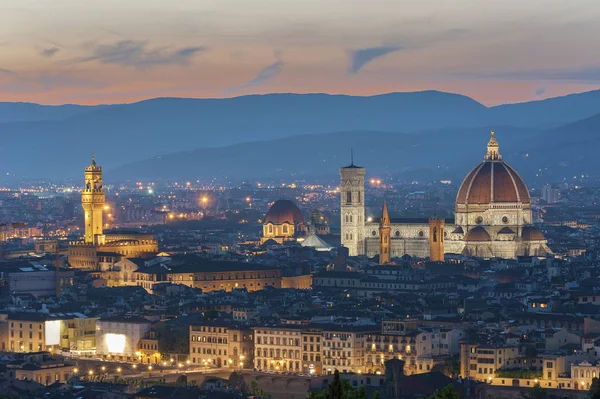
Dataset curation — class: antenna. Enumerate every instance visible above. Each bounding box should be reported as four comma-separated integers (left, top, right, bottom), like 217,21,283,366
350,148,354,166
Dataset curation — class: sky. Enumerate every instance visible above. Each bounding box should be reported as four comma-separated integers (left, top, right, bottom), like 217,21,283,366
1,0,600,106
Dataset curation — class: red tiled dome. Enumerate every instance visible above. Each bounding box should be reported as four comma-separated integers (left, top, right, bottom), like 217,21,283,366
264,200,304,224
456,135,530,206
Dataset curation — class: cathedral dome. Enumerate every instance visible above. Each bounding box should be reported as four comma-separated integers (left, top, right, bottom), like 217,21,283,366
464,226,491,242
521,226,545,241
264,200,304,225
456,132,530,206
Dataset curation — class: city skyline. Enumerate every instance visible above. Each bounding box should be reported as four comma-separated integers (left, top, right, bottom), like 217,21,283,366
2,0,600,105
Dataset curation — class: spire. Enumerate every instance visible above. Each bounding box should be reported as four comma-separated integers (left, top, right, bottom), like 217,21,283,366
485,131,501,160
350,148,354,166
91,154,97,167
380,199,390,226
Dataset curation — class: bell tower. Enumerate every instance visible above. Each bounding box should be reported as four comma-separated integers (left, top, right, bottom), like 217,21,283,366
379,200,391,264
340,152,365,256
429,218,445,262
82,156,105,244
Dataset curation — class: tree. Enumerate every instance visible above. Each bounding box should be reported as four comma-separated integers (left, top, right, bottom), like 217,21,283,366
431,357,460,379
157,324,189,356
328,370,345,399
247,379,269,399
522,383,547,399
308,370,378,399
588,378,600,399
428,384,459,399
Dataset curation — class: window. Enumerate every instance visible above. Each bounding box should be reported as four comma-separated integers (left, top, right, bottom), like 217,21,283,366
346,191,352,203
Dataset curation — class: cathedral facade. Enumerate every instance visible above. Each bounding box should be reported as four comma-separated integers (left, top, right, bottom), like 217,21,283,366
340,132,551,260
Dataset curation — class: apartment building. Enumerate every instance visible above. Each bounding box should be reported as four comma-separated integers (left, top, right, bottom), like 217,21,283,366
0,312,96,354
254,325,303,373
460,343,519,381
189,321,253,368
322,325,378,374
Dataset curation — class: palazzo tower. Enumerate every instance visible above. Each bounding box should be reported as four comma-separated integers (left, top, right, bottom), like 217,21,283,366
82,157,105,245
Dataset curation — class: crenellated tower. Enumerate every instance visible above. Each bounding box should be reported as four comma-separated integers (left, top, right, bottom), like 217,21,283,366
340,154,365,256
82,156,105,244
379,200,391,264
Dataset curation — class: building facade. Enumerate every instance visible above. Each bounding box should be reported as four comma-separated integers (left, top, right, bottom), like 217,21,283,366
95,316,152,361
189,322,253,369
254,326,303,373
0,312,96,354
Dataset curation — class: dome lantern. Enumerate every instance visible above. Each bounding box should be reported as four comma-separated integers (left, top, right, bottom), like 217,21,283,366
485,131,501,160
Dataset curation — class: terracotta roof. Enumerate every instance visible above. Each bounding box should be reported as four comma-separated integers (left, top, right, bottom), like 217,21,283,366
521,226,545,241
464,226,491,242
264,199,304,224
498,227,516,234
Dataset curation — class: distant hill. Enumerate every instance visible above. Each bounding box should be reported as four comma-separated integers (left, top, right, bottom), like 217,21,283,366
1,89,600,180
0,102,100,123
488,90,600,128
113,111,600,184
110,126,541,182
512,112,600,181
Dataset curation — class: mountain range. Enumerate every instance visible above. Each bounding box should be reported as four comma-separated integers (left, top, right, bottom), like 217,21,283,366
1,89,599,182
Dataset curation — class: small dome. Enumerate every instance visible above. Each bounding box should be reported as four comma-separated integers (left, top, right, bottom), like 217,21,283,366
264,200,304,225
465,226,491,242
521,226,545,241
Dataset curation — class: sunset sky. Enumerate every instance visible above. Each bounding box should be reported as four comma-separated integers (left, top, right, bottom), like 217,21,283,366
2,0,600,105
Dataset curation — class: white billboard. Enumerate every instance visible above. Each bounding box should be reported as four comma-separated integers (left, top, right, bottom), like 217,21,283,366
105,333,126,354
45,320,61,346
